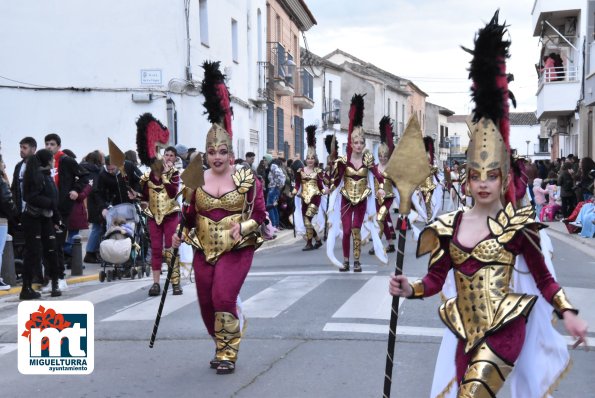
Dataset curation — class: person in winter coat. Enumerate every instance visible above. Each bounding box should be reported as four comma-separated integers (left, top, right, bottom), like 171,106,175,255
80,151,104,263
0,154,18,290
557,163,576,217
20,149,63,299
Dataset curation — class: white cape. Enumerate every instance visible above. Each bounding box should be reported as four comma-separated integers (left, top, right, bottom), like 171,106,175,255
429,229,570,398
293,189,327,239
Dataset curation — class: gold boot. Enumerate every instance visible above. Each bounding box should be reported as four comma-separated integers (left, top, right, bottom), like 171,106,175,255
163,248,183,295
214,312,242,374
352,228,362,272
458,343,513,398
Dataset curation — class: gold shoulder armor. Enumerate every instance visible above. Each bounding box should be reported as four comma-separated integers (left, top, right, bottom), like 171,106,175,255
416,210,461,258
335,156,347,166
363,151,375,167
232,168,256,194
487,203,546,245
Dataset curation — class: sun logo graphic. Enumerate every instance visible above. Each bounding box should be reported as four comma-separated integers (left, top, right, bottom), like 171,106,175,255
18,301,94,375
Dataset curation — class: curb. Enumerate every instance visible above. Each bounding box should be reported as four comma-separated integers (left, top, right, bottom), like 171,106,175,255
258,230,301,251
546,227,595,258
0,272,100,297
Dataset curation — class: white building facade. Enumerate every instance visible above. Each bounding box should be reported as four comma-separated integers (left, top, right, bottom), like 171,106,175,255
0,0,267,170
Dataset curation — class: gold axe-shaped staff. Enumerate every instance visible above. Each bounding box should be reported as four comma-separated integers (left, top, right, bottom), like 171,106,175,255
381,115,431,398
149,153,204,348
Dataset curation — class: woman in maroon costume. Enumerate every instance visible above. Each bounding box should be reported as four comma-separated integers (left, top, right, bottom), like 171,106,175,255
172,61,265,375
389,12,587,397
331,94,385,272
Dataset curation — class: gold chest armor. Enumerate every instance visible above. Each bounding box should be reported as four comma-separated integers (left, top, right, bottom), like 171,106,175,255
374,171,395,204
145,173,180,225
439,235,536,353
299,169,321,205
184,169,262,264
341,166,370,205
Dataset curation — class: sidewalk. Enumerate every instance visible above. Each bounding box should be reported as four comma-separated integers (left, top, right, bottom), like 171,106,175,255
0,228,300,297
542,219,595,257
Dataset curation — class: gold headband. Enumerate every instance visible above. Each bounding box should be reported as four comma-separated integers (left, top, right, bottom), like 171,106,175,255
466,117,509,181
306,146,317,159
206,123,232,150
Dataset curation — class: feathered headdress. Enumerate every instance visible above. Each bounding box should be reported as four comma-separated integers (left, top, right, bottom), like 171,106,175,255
347,93,365,160
325,134,338,157
305,124,317,159
201,61,234,150
423,136,435,165
462,10,517,204
136,113,170,168
378,116,394,159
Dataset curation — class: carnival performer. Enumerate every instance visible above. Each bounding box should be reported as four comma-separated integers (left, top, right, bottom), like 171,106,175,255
172,61,265,375
450,161,462,208
137,115,183,296
326,94,387,272
292,125,325,250
389,12,588,397
369,116,397,255
414,136,443,223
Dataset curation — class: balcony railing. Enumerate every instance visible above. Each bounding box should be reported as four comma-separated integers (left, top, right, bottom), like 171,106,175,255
267,41,295,96
323,108,340,126
538,66,578,88
294,68,314,109
255,61,274,103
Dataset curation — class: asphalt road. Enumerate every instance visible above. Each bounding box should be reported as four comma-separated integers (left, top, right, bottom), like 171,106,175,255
0,225,594,398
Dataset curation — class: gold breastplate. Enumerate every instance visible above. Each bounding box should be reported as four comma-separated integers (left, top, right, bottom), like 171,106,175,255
184,169,262,264
146,180,180,225
381,171,395,200
341,166,370,205
440,266,536,353
300,170,321,204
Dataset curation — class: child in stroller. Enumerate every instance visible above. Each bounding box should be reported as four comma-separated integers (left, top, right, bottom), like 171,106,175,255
99,203,149,282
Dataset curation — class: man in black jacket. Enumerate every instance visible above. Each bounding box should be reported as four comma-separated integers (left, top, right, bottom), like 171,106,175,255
93,158,140,220
45,133,89,277
11,137,37,215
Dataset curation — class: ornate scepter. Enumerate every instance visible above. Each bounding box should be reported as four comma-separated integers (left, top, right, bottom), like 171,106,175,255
382,115,431,398
149,153,204,348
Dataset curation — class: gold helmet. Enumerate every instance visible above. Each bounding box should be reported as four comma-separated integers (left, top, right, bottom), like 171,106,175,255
347,93,365,160
201,61,233,151
463,10,516,202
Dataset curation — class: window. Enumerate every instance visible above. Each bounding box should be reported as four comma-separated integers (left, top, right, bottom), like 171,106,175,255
395,102,398,124
231,18,239,63
538,138,549,153
277,107,284,151
199,0,209,46
387,98,391,117
267,101,274,150
257,9,262,62
294,116,304,158
276,15,281,42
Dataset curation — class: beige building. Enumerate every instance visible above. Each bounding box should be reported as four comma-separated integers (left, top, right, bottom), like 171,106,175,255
407,82,428,133
263,0,316,159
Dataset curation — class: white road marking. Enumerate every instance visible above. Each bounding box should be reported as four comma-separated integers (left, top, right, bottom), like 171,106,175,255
242,275,329,318
248,270,376,277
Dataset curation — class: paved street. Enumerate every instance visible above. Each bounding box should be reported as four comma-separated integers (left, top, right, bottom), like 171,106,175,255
0,224,594,397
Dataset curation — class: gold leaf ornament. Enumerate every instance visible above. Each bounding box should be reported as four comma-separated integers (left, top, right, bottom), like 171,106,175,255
233,168,255,194
488,218,504,236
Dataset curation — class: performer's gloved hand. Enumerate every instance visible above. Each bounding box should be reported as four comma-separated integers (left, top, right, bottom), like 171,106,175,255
389,275,412,298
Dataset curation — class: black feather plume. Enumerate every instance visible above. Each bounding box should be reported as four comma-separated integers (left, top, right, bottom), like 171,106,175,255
201,61,233,131
461,10,511,124
324,135,337,155
348,93,365,130
306,125,317,148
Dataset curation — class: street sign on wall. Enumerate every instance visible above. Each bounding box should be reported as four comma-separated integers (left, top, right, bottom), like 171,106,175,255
140,69,162,85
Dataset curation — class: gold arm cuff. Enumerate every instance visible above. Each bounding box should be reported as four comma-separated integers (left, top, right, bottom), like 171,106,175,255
409,280,424,299
552,289,578,319
239,219,259,237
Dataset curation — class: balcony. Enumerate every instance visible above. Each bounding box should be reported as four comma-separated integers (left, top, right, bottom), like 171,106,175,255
267,42,294,97
531,0,581,36
293,68,314,109
536,66,580,120
252,61,273,104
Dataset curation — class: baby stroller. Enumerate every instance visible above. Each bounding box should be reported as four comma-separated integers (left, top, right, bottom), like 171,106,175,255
98,203,150,282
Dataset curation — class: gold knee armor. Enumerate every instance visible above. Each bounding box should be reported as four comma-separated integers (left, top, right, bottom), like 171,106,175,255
352,228,361,260
458,343,513,398
304,216,314,240
163,248,181,286
305,203,318,218
377,205,389,224
214,312,242,363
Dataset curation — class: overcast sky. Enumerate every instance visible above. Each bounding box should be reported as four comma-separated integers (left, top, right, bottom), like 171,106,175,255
304,0,539,115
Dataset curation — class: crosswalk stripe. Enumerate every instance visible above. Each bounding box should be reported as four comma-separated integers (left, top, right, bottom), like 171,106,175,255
0,343,18,357
248,270,376,277
331,276,418,320
74,279,148,304
102,286,197,322
323,323,445,336
242,275,329,318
